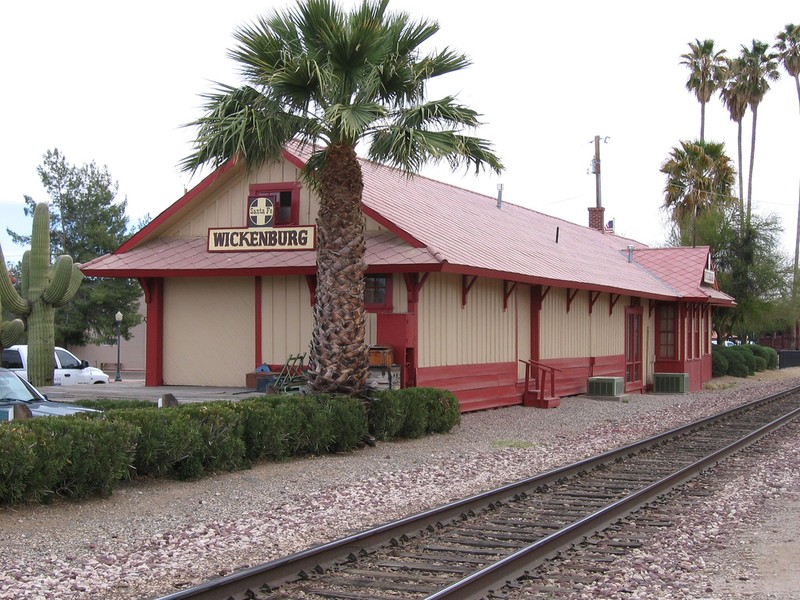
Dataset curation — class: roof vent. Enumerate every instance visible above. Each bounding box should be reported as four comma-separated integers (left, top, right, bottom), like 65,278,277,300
496,183,504,209
627,245,634,263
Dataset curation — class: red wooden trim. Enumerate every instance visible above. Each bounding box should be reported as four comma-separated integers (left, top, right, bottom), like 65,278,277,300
361,206,428,249
142,277,164,386
503,280,517,310
589,291,601,314
305,275,317,306
255,277,262,367
416,362,520,412
540,285,551,304
462,275,478,307
118,160,239,253
566,288,579,313
281,147,307,171
609,293,620,315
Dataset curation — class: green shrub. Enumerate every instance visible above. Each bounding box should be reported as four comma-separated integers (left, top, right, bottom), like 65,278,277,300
368,391,407,441
323,395,368,452
237,397,290,461
108,408,205,480
18,416,137,500
74,399,157,411
729,345,756,375
370,387,460,440
0,425,39,504
711,348,729,377
721,348,750,378
422,388,460,433
750,345,779,369
753,356,767,372
179,403,248,473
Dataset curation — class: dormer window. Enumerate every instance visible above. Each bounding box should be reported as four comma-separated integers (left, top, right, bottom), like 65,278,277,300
248,183,300,226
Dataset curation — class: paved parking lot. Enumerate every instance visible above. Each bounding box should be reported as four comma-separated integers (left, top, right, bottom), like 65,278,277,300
40,375,256,404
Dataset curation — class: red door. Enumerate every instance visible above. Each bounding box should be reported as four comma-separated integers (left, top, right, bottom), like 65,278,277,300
625,307,643,392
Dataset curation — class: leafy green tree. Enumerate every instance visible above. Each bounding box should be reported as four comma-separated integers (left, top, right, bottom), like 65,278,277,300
180,0,502,395
660,139,736,247
681,39,727,142
737,40,780,226
711,209,792,341
6,149,143,346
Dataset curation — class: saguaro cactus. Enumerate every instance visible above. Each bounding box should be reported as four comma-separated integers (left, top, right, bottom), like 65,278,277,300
0,202,83,386
0,294,25,351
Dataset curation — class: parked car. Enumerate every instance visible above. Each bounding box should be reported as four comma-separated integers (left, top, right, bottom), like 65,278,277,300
1,345,109,385
0,368,101,420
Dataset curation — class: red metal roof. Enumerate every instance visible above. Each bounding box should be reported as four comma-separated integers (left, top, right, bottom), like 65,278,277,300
80,144,734,305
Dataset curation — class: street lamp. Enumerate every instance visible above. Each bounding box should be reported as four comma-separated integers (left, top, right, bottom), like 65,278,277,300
115,311,123,382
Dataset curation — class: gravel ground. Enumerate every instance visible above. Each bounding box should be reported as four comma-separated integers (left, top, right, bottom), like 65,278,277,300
1,371,799,600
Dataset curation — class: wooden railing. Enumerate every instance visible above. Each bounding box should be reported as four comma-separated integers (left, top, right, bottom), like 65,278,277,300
519,359,562,408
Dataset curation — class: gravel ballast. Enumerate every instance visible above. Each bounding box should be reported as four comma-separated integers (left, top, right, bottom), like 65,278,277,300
1,372,799,600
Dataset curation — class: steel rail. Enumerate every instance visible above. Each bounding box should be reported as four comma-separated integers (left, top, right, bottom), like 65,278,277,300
156,386,800,600
424,403,800,600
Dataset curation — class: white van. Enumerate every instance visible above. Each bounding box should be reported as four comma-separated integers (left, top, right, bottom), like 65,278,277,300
1,345,110,385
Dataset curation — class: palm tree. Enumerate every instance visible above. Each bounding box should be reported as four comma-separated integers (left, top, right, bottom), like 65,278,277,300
681,39,727,142
661,140,736,247
180,0,502,395
775,23,800,344
719,57,748,218
776,23,800,112
738,40,780,227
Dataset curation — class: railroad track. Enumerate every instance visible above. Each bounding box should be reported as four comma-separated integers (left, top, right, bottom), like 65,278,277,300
158,386,800,600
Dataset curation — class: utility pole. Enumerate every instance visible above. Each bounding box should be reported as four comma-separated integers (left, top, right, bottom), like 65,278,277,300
589,135,609,209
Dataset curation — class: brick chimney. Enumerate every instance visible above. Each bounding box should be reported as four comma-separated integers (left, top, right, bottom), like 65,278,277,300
588,206,606,233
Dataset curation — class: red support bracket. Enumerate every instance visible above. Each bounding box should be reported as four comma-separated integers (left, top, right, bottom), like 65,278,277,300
566,288,579,313
462,275,478,308
305,275,317,306
403,272,429,305
503,280,518,310
609,293,620,316
589,291,601,314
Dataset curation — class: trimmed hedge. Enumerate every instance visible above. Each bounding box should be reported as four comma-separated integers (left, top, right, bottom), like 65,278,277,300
369,387,460,441
1,387,458,505
1,415,137,503
712,344,778,378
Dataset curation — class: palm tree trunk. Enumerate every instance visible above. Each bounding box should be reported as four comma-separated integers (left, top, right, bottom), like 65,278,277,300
700,100,706,143
793,179,800,349
736,119,744,229
307,143,369,395
795,75,800,116
746,106,758,228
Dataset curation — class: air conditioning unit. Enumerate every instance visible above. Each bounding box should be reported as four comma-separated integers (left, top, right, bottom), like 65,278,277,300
653,373,689,394
587,376,624,397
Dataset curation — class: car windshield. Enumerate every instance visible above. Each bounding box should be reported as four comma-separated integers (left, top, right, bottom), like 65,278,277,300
0,371,38,402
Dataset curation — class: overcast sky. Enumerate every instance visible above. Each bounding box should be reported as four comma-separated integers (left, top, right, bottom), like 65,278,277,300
1,0,798,263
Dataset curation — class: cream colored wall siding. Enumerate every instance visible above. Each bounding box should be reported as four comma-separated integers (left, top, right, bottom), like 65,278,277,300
163,277,254,386
539,289,627,360
260,276,314,362
589,293,626,357
166,161,306,237
418,274,516,368
392,273,408,313
517,285,531,379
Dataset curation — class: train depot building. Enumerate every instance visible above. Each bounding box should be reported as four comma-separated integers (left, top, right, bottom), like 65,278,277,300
82,144,734,412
